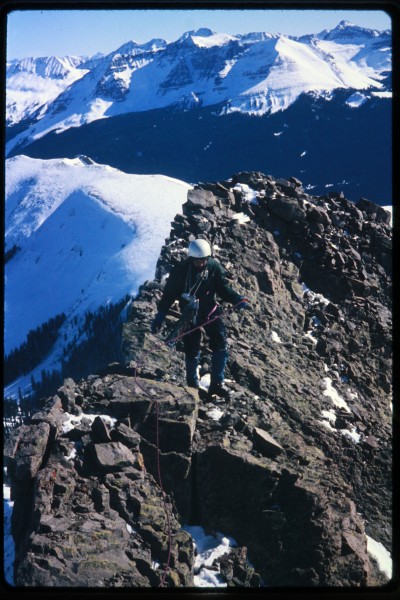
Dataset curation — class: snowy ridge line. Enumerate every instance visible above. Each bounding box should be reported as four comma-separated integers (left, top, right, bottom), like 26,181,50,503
6,20,390,154
4,156,192,397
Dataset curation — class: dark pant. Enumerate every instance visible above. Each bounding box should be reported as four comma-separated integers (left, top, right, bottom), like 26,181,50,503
183,317,227,387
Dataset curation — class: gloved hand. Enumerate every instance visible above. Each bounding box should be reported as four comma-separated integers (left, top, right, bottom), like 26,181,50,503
151,311,166,334
236,298,250,311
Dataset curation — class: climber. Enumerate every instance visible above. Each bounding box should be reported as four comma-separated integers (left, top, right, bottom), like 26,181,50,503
151,238,249,398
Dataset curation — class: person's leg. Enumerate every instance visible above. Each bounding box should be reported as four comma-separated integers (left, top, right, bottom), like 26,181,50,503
183,329,202,387
211,349,227,385
207,319,230,397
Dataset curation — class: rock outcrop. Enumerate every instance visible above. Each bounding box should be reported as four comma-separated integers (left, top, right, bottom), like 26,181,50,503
5,172,392,588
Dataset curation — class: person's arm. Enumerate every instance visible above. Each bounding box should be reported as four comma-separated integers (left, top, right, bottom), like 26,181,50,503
157,263,184,314
151,263,184,334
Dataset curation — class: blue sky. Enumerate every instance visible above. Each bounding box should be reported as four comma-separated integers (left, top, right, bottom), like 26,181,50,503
7,7,392,60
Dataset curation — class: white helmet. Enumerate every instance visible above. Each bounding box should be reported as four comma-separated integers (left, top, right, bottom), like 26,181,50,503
188,239,211,258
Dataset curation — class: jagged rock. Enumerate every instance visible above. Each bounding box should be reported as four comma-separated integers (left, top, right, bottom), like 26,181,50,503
231,171,269,189
307,204,332,226
57,378,81,414
5,171,392,589
357,198,391,224
288,176,303,188
30,395,69,437
85,441,140,473
218,546,262,587
91,415,112,443
4,424,31,468
9,422,193,587
267,195,307,223
110,422,141,448
253,427,285,458
8,422,51,481
121,328,173,377
184,188,217,212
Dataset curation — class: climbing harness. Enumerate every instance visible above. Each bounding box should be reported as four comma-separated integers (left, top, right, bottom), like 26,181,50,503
184,264,209,300
164,299,242,347
163,265,208,346
164,295,200,346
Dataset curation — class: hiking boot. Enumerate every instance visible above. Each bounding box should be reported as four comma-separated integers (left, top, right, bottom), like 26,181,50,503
198,388,209,401
185,353,200,389
207,382,231,399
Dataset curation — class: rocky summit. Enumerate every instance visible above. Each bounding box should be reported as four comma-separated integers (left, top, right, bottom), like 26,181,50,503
5,172,392,589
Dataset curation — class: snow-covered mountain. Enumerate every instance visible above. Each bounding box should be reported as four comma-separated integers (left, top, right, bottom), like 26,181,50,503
6,55,89,127
3,20,392,396
6,21,391,155
4,155,191,394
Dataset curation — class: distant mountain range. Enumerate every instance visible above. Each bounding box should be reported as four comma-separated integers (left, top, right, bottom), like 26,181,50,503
6,21,391,203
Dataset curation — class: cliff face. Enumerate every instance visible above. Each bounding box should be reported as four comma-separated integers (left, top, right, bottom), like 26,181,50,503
5,172,392,588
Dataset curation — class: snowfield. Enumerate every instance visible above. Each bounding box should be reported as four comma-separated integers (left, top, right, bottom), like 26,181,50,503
6,55,88,126
5,156,192,357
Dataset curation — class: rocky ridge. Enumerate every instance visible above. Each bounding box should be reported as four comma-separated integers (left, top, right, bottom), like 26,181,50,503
5,172,392,588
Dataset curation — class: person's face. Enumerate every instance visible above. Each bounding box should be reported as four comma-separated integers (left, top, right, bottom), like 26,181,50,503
192,257,208,271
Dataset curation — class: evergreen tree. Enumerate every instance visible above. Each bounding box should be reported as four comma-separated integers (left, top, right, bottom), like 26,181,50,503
4,296,131,422
4,313,66,384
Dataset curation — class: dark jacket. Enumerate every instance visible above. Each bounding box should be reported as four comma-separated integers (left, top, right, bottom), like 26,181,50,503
158,257,242,318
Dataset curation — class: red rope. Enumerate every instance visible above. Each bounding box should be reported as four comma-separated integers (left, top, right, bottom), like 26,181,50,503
130,299,244,586
165,300,243,346
132,368,173,587
155,398,173,587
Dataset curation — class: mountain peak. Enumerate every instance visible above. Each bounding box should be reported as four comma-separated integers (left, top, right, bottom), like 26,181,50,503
177,27,215,42
115,38,167,55
239,31,279,42
189,27,215,37
322,19,383,40
7,55,85,79
337,19,356,29
6,22,391,149
114,40,140,54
